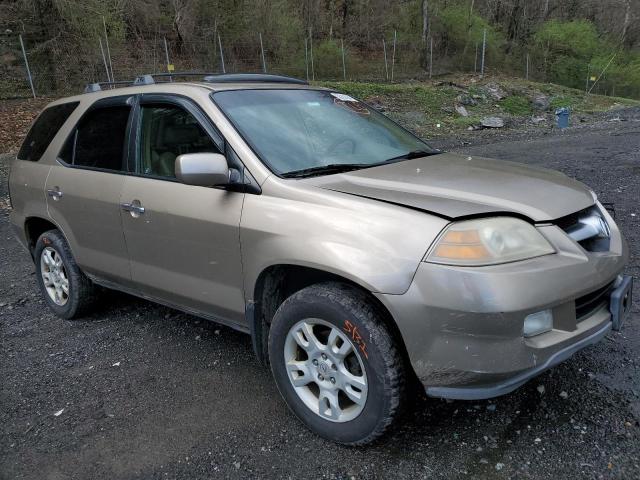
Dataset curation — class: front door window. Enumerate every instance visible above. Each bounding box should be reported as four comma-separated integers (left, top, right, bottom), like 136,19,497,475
139,105,219,178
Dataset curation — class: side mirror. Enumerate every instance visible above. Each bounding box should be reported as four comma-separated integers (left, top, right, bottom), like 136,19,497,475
175,153,231,187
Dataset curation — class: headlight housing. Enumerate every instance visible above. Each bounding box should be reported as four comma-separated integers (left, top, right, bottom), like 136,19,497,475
425,217,555,266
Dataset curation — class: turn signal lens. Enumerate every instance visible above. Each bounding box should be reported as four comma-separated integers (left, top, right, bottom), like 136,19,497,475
426,217,555,266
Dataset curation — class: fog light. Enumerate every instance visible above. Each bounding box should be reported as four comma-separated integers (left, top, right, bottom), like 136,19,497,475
524,309,553,337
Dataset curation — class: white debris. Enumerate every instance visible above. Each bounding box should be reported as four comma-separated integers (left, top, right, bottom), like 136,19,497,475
496,463,505,471
54,409,64,417
537,385,545,394
112,362,121,367
559,391,569,399
534,438,542,443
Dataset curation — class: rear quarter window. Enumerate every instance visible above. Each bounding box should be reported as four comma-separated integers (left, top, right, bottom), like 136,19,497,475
17,102,79,161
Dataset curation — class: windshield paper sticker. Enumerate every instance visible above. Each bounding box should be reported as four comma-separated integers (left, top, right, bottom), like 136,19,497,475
331,92,357,102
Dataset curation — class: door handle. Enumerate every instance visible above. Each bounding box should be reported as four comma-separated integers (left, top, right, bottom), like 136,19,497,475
121,201,145,216
47,187,63,200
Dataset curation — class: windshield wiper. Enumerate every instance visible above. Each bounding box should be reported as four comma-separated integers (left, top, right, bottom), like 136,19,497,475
384,149,441,163
282,163,371,178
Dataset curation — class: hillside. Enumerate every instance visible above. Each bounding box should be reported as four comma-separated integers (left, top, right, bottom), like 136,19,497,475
1,75,638,154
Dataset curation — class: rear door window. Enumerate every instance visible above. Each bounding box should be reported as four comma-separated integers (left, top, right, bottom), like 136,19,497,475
17,102,79,161
61,106,131,172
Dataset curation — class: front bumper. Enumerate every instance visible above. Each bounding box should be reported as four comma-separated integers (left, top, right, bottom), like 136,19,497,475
376,222,629,400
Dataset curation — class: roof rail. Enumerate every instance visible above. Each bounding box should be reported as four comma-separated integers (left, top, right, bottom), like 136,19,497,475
202,73,308,85
83,80,135,93
83,72,308,93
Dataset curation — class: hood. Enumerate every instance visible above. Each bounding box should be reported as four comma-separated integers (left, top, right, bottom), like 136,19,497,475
304,153,595,222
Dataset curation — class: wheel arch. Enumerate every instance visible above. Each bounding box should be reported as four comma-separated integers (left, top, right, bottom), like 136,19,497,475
24,216,60,257
248,264,413,377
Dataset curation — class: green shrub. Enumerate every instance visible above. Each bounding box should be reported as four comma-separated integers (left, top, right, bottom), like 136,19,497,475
500,95,533,116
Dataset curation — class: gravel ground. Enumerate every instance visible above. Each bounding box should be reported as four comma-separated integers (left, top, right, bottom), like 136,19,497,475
1,109,639,479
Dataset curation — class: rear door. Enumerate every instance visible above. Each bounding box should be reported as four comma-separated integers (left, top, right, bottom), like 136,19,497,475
119,94,245,323
45,96,134,285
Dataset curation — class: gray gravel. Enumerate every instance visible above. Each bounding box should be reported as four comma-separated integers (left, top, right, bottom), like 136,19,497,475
1,111,639,479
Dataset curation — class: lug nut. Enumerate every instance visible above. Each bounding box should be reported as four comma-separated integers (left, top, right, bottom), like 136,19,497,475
321,353,327,360
312,359,318,366
332,364,337,370
330,377,336,384
318,374,324,381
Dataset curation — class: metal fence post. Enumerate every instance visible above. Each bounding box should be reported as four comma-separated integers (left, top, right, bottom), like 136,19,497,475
218,34,226,73
304,37,309,81
526,53,530,80
102,16,114,81
18,35,36,98
480,28,486,77
391,30,397,82
341,38,346,80
163,37,172,81
309,28,315,81
382,39,389,81
99,37,111,82
259,33,267,72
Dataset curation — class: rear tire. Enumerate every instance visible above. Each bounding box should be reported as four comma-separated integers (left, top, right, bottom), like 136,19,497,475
268,282,406,445
34,229,98,319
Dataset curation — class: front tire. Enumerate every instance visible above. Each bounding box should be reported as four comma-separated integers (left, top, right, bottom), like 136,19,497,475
268,282,406,445
34,229,98,319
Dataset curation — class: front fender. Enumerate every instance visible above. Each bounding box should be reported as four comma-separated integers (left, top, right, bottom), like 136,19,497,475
240,177,448,300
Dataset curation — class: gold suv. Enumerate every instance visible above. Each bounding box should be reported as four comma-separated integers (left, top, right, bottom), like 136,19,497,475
9,73,632,445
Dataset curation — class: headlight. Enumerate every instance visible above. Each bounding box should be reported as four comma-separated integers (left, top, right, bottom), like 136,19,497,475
425,217,555,266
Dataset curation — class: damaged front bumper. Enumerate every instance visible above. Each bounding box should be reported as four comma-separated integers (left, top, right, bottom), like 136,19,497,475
376,222,630,400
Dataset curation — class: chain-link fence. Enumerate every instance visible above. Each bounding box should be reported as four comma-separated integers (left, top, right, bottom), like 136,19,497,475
1,29,630,100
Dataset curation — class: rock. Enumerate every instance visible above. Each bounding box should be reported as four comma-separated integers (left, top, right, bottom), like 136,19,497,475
481,116,505,128
537,385,545,394
532,93,551,111
455,105,469,117
441,106,454,114
486,404,497,411
456,94,477,106
559,391,569,399
496,463,505,471
482,83,507,101
531,116,547,125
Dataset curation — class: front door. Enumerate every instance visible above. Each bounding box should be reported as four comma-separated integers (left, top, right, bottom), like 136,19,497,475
46,96,134,285
120,96,245,324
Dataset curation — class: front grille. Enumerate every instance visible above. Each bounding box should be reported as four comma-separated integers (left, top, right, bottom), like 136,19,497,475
575,281,614,321
555,205,610,252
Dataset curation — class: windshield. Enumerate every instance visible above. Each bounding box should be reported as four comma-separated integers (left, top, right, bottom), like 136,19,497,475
212,89,438,176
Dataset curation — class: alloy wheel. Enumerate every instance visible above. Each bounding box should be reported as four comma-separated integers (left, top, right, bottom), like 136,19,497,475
283,318,368,422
